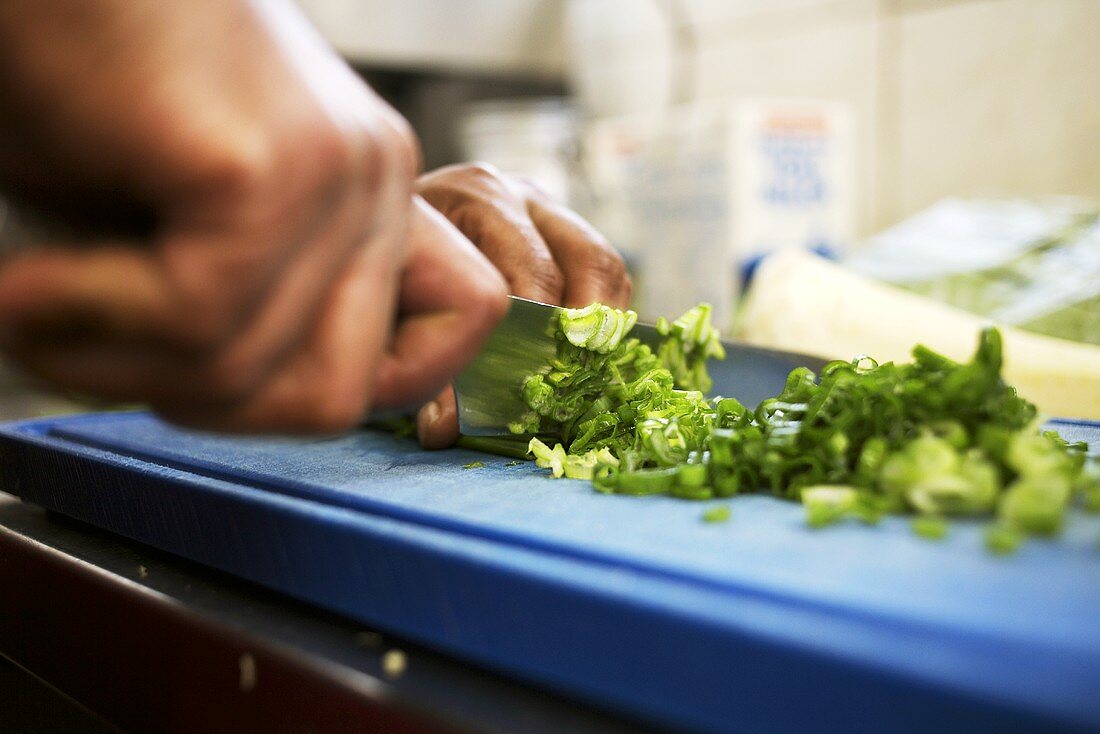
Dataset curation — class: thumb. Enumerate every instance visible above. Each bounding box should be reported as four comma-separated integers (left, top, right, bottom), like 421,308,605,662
416,385,459,449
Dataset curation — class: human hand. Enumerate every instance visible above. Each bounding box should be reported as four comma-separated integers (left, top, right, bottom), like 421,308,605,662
0,1,505,432
371,196,508,413
413,162,632,448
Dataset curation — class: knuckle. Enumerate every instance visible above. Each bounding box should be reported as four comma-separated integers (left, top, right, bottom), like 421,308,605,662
459,277,509,344
461,161,504,183
361,115,420,187
436,162,507,197
529,260,566,300
475,273,510,319
290,117,379,201
447,198,492,240
590,245,628,280
417,162,513,213
387,114,422,177
586,247,632,307
183,132,276,204
308,122,358,182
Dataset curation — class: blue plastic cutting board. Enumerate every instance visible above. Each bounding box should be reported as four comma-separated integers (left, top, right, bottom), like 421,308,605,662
2,412,1099,734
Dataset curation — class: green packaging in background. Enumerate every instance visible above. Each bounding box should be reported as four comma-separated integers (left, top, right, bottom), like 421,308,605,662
847,198,1100,345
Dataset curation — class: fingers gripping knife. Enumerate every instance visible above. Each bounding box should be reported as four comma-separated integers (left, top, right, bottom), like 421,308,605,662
1,199,828,433
453,296,829,437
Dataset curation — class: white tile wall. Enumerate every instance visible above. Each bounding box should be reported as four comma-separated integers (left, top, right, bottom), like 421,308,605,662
568,0,1100,235
896,0,1100,220
297,0,566,77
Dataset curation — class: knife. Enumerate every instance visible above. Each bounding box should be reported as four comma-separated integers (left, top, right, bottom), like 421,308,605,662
454,296,830,437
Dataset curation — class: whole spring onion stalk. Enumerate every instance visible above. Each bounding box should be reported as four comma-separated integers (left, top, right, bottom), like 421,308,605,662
519,303,1100,552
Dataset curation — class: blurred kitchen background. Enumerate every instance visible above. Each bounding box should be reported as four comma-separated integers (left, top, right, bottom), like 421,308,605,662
3,0,1099,419
305,0,1100,338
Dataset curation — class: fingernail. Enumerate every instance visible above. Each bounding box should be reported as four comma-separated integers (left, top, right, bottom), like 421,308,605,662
424,399,441,426
417,399,442,435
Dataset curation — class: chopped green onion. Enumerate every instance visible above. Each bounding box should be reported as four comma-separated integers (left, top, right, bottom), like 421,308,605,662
702,505,731,523
802,485,858,528
985,523,1024,555
998,475,1071,536
499,301,1096,556
911,516,948,540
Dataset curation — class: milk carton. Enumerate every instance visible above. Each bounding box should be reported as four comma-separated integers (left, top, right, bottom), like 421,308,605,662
584,99,854,328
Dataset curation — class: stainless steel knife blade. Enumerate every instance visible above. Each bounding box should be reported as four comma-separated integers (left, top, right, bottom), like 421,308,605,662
454,296,829,436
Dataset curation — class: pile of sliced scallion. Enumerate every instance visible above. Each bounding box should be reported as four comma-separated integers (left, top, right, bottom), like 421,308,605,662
517,303,1100,554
